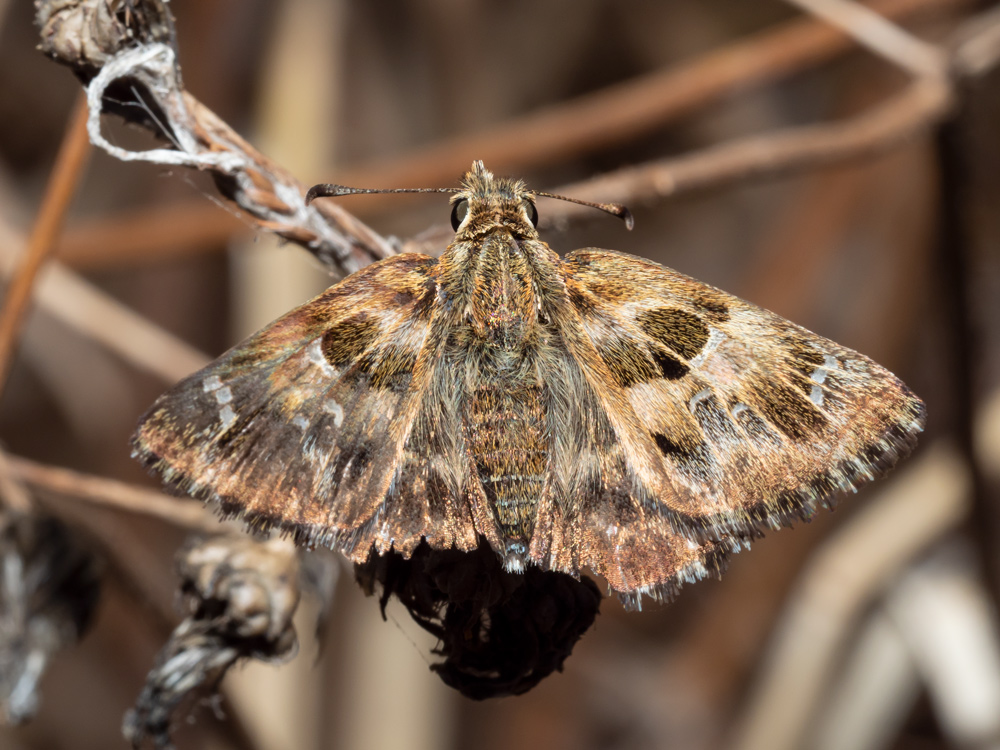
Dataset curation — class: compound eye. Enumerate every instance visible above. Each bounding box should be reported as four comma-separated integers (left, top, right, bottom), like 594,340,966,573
451,199,470,231
523,198,538,227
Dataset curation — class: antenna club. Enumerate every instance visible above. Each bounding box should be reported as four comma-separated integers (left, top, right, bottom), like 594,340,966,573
618,205,635,231
305,183,351,204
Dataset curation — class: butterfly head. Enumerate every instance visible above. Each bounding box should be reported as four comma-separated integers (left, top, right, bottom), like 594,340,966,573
305,160,633,241
449,161,539,241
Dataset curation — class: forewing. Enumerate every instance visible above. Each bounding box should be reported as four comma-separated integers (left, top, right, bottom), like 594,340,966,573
132,253,478,560
561,248,926,544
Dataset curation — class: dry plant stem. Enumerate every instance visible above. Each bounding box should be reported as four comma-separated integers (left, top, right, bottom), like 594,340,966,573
31,476,260,750
951,5,1000,76
82,42,394,277
317,0,960,189
0,95,90,391
808,610,919,750
0,203,211,382
548,77,951,220
60,196,253,271
7,455,218,533
935,91,1000,599
883,549,1000,746
785,0,947,76
52,0,964,270
52,496,181,630
539,2,1000,222
0,447,33,514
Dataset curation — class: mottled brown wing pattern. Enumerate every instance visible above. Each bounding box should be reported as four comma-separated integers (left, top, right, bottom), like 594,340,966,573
527,338,728,609
561,249,926,544
133,254,478,560
358,340,498,560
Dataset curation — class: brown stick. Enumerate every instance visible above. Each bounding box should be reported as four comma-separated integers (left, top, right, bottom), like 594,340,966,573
785,0,946,76
0,211,212,382
544,77,951,221
319,0,962,190
0,95,90,390
0,447,33,513
8,455,219,533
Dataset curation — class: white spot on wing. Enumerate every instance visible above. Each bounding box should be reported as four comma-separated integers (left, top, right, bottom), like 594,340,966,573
688,387,713,413
689,328,725,368
219,404,237,430
323,399,344,428
810,385,824,406
293,415,309,430
810,356,839,385
215,386,233,405
307,338,335,375
203,375,223,392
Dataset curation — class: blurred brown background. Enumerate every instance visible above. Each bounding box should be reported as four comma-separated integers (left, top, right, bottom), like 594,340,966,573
1,0,1000,748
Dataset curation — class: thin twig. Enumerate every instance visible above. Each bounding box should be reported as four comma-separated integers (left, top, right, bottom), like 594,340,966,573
545,76,951,221
0,447,33,514
951,4,1000,77
8,455,219,533
0,95,91,391
785,0,948,77
0,208,211,383
321,0,962,190
883,547,1000,747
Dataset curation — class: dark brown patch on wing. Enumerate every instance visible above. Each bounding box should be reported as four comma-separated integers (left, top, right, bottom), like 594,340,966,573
210,403,268,454
650,428,716,486
391,275,436,311
321,316,379,368
600,336,660,388
566,287,595,315
601,337,689,387
789,340,827,374
730,400,784,447
357,345,417,392
575,276,634,302
650,347,689,379
652,432,685,457
693,296,730,323
346,444,373,481
745,379,828,441
638,308,710,360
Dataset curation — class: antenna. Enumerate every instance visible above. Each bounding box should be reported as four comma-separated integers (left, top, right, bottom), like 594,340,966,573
305,176,634,230
305,184,458,204
533,191,633,230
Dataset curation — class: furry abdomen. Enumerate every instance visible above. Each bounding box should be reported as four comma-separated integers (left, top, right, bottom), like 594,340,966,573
462,230,548,547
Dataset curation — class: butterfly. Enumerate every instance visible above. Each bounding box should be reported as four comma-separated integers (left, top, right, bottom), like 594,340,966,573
132,161,926,609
